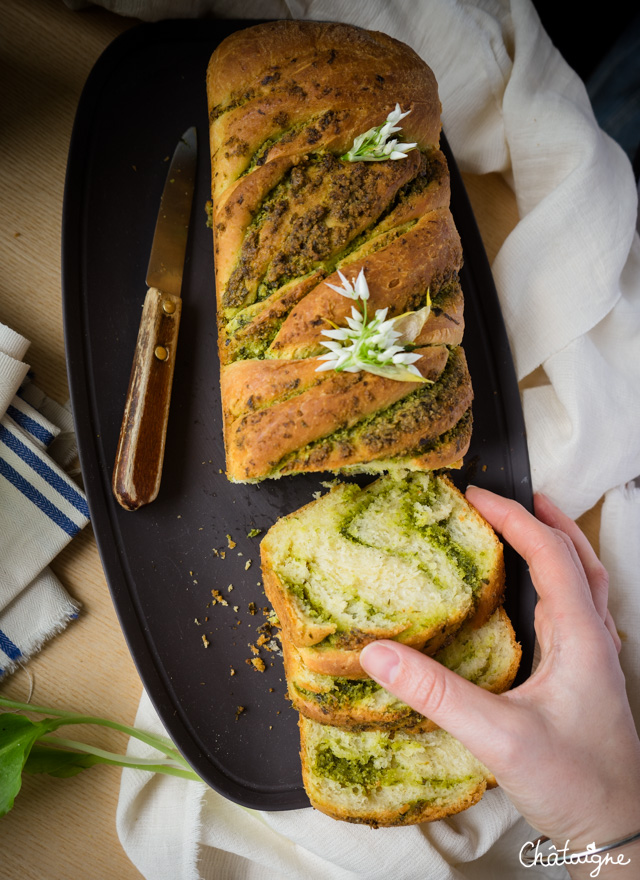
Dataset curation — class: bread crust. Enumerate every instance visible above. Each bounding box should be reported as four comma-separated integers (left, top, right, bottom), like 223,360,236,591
207,21,442,195
207,20,471,482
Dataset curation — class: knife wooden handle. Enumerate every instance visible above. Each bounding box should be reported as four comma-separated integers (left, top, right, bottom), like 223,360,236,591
112,287,182,510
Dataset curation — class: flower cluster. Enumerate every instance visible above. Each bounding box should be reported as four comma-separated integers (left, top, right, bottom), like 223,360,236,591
341,104,417,162
316,269,431,383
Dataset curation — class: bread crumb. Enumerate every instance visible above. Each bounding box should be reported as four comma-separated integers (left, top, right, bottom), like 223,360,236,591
201,634,210,648
235,706,245,720
248,602,257,615
244,559,252,570
247,528,262,538
251,657,266,672
230,667,236,676
226,534,236,549
212,589,228,606
228,583,234,591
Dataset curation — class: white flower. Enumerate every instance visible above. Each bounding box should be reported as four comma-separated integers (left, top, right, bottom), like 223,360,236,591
341,104,417,163
325,268,370,301
316,271,432,383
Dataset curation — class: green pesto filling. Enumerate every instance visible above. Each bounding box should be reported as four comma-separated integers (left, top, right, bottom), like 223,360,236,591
314,743,477,793
401,473,481,590
418,523,479,589
338,468,474,590
208,90,256,123
295,677,382,709
221,148,443,346
280,573,330,623
315,747,391,790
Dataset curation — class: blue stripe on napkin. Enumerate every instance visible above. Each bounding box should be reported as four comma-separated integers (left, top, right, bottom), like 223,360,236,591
0,457,82,537
0,628,22,662
7,403,56,446
0,423,89,519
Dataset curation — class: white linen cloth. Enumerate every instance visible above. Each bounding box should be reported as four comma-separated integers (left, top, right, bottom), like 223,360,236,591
0,321,89,676
85,0,639,876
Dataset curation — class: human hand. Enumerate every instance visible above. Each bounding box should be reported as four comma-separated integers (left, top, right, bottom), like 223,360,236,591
360,488,640,874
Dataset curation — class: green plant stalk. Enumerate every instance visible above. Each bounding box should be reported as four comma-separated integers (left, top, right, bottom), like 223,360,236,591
0,695,180,759
36,736,201,780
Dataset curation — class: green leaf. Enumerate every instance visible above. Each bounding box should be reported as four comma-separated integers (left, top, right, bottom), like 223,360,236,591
0,699,202,818
24,743,103,778
358,362,429,383
0,713,55,817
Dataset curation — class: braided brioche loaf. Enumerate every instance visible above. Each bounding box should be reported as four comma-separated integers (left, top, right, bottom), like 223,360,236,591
206,21,472,482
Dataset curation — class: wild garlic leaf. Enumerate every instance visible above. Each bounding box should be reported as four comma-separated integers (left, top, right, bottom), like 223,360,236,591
0,713,56,817
0,697,203,819
23,743,103,779
357,362,430,383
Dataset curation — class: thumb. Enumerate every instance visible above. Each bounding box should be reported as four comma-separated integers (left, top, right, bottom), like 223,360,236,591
360,640,518,769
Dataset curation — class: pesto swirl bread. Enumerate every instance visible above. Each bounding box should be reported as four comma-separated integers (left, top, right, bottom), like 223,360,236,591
260,470,505,677
206,21,473,482
299,716,496,826
285,606,521,731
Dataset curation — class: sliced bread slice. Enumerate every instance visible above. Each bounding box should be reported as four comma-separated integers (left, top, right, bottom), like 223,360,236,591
299,715,495,826
261,470,505,676
286,606,521,731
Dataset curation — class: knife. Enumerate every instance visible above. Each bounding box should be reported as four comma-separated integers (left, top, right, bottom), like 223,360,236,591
112,126,197,511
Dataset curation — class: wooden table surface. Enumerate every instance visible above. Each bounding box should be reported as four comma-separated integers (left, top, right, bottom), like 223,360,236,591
0,2,601,878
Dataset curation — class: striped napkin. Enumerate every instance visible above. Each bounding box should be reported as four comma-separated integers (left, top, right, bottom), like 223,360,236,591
0,321,90,677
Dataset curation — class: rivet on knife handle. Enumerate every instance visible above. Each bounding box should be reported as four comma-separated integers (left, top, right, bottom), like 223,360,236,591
112,289,182,510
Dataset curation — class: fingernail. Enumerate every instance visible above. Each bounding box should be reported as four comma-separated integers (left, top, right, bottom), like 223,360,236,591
360,642,401,685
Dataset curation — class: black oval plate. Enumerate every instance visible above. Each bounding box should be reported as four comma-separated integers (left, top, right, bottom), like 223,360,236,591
62,19,535,810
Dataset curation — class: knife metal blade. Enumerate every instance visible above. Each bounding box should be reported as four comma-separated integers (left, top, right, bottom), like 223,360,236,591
112,126,197,511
